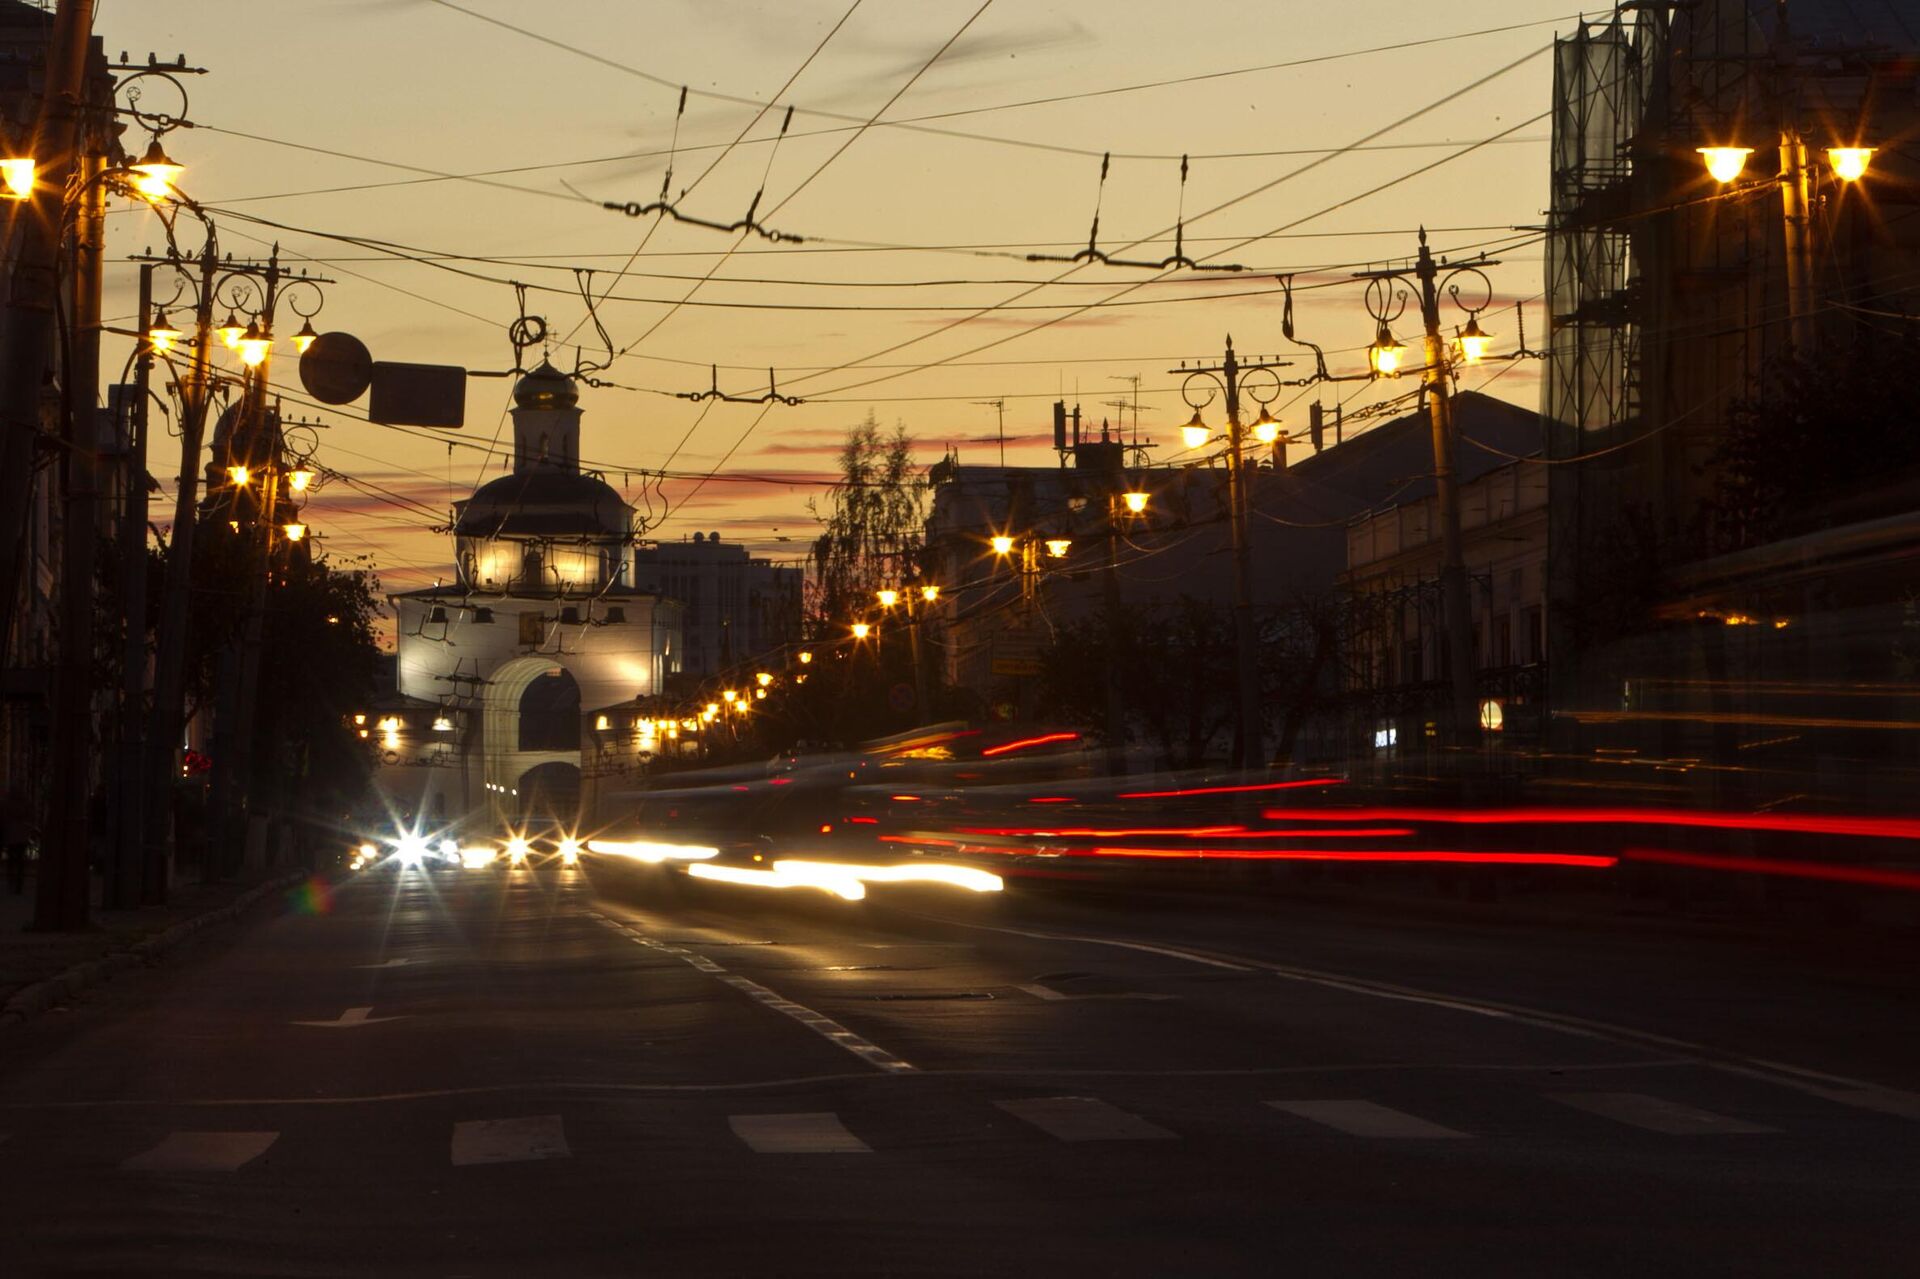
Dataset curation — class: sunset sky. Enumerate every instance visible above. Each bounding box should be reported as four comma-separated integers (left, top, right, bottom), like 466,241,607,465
93,0,1565,643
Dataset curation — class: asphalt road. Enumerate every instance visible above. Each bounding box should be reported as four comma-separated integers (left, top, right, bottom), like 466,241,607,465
2,860,1917,1277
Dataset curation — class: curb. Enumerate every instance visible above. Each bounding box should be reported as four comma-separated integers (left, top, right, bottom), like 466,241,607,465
0,871,310,1027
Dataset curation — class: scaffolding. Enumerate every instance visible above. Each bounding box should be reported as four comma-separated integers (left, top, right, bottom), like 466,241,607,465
1543,8,1668,442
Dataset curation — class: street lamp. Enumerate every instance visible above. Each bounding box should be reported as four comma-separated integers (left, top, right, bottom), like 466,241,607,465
0,154,32,200
851,621,871,640
876,588,898,608
1827,146,1874,182
281,522,306,542
1123,490,1149,515
990,535,1014,556
756,671,773,688
288,467,314,493
796,650,813,665
1368,322,1404,376
1044,538,1071,559
1353,233,1502,742
226,464,250,486
236,320,270,368
128,136,184,201
1251,405,1282,446
1180,409,1210,451
216,311,245,349
1697,145,1753,184
292,317,320,354
920,584,939,603
147,308,183,354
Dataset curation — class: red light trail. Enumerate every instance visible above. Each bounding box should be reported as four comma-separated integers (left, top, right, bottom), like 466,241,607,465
1624,847,1920,891
1258,806,1920,841
1120,778,1346,799
982,732,1081,757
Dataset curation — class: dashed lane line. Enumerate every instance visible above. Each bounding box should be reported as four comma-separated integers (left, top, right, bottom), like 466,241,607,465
592,910,916,1074
121,1131,278,1172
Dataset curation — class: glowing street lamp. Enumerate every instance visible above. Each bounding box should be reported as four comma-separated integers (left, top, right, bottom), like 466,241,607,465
237,321,271,368
796,650,813,664
756,671,773,688
1122,491,1149,514
0,155,33,200
1045,539,1071,559
227,464,250,487
217,311,246,349
851,621,871,640
1251,406,1282,446
1828,147,1874,182
1458,315,1492,364
128,136,183,200
147,309,183,354
292,317,320,354
1180,409,1210,451
722,689,737,704
1698,146,1753,184
876,588,898,608
990,535,1014,556
920,584,939,603
281,522,307,542
1369,322,1404,376
288,468,315,493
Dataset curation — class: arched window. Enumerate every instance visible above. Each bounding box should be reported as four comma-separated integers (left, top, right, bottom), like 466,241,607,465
518,668,580,751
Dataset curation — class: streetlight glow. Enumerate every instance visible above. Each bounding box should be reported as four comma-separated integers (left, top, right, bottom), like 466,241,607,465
1123,491,1149,514
147,309,182,354
288,468,315,493
128,137,183,200
227,465,250,486
237,322,270,368
722,689,737,703
1045,539,1071,559
1251,407,1282,446
1698,146,1753,184
876,588,898,608
851,621,871,639
0,157,33,199
921,584,939,602
1828,147,1874,182
990,535,1014,555
217,312,246,349
1369,323,1404,376
1180,408,1210,450
292,318,320,354
756,671,773,687
1458,315,1492,364
797,650,813,664
281,522,306,542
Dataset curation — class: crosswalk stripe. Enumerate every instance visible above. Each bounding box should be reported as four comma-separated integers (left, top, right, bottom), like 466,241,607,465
730,1112,870,1154
121,1131,278,1172
995,1096,1176,1142
1549,1092,1777,1135
1267,1099,1468,1139
451,1115,571,1166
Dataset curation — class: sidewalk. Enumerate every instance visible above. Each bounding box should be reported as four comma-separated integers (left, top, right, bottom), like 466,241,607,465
0,868,309,1020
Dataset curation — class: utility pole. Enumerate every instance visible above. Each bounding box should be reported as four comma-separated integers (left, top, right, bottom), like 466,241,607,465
1355,232,1493,746
31,0,105,931
108,265,156,909
1102,494,1127,777
1413,238,1479,747
1168,337,1284,771
973,398,1005,468
143,240,218,900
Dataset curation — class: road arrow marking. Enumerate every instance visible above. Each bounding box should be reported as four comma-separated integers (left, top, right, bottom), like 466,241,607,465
354,958,420,969
291,1006,402,1028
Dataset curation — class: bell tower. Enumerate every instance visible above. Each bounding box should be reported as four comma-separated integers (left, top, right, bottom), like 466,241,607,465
510,360,582,473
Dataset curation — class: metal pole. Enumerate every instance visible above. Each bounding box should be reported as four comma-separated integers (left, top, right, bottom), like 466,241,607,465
35,81,106,932
1414,233,1479,744
907,594,929,726
1221,337,1264,771
108,265,154,909
144,241,219,900
1779,131,1814,353
1103,495,1126,777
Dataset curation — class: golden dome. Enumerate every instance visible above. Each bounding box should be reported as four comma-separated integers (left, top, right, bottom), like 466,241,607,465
513,360,578,410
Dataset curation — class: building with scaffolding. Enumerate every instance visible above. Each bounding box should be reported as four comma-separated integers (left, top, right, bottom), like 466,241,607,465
1544,2,1920,801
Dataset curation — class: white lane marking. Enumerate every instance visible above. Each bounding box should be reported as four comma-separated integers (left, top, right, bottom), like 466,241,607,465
355,958,420,969
290,1006,402,1028
729,1112,871,1154
912,910,1920,1121
995,1096,1175,1142
1018,983,1175,1003
592,910,915,1074
1550,1092,1777,1135
450,1115,571,1166
122,1131,278,1172
1268,1099,1468,1139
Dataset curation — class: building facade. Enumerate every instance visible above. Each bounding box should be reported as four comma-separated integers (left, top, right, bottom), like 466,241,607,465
384,363,682,831
629,534,801,679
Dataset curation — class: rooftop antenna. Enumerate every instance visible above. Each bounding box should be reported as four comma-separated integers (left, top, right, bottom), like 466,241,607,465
973,398,1006,467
